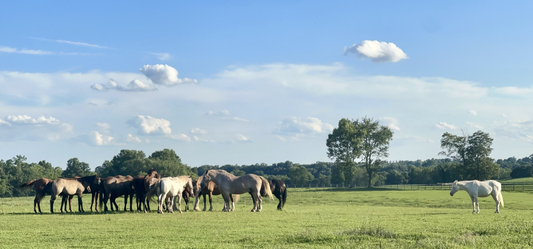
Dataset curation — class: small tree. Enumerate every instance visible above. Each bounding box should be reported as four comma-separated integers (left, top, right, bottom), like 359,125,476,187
62,158,92,178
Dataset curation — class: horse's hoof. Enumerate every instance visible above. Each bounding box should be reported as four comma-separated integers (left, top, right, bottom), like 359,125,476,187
250,209,255,212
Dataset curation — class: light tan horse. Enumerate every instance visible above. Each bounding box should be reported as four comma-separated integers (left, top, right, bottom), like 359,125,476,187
200,169,273,212
193,175,231,211
19,178,53,213
155,176,194,214
50,178,90,213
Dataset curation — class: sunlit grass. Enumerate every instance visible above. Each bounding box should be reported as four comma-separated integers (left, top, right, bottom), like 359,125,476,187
1,188,533,248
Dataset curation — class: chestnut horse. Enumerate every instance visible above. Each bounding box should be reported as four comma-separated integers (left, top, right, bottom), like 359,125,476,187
200,169,272,212
19,178,53,213
100,175,135,212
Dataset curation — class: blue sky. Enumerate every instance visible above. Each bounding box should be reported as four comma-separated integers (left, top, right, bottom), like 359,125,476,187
1,1,533,169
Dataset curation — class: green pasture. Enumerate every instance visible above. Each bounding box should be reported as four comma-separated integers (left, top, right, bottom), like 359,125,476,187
1,188,533,248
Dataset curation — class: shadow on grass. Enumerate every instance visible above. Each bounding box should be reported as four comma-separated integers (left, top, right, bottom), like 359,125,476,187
1,210,155,216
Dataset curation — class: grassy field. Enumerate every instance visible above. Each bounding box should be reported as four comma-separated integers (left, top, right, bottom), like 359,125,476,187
1,188,533,248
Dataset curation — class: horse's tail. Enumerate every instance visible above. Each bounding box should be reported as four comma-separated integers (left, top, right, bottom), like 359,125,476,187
498,191,504,207
259,176,273,200
19,179,37,188
233,194,240,204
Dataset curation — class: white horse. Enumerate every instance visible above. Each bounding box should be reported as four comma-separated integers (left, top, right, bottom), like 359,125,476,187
450,180,504,213
155,176,194,214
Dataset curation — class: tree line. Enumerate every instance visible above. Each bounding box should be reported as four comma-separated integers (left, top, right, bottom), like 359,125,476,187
2,117,533,197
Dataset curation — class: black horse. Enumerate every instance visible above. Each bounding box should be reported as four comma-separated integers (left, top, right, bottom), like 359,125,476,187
253,179,287,211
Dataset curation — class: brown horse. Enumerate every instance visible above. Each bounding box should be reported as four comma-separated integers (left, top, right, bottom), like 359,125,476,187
19,178,53,213
100,175,135,212
50,178,90,213
255,179,287,211
58,175,101,213
193,175,225,211
133,169,161,213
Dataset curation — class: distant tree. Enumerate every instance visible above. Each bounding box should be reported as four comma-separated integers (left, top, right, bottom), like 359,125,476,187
439,130,499,180
62,158,92,178
510,161,532,179
327,117,394,188
288,165,314,186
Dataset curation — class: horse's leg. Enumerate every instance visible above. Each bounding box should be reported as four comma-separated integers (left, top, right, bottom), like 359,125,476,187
68,195,74,212
177,195,182,213
208,192,213,211
492,192,500,213
34,196,38,214
94,191,99,212
221,193,230,212
475,196,480,213
256,190,263,212
60,195,65,213
157,193,166,214
50,194,57,214
123,194,128,212
78,193,84,212
230,194,235,211
470,195,476,213
193,192,201,211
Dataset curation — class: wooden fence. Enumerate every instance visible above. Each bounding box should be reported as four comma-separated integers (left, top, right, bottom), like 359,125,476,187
286,183,533,192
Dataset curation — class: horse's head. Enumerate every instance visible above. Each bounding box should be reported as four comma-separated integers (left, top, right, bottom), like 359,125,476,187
200,170,211,189
450,180,459,196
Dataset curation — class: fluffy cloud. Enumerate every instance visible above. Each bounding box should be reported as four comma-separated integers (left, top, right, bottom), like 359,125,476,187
127,115,172,135
168,133,191,142
126,134,142,143
0,115,72,141
193,136,216,143
344,40,408,62
434,122,457,130
140,64,198,86
379,117,400,131
91,79,157,92
275,117,333,137
96,122,111,131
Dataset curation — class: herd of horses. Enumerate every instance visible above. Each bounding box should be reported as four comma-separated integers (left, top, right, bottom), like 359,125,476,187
18,169,287,214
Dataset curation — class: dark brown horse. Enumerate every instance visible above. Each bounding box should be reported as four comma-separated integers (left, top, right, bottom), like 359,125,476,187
133,169,161,212
19,178,53,213
256,179,287,210
100,175,135,212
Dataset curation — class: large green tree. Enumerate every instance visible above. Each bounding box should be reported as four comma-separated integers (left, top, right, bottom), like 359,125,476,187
327,117,394,188
62,158,92,178
439,130,499,180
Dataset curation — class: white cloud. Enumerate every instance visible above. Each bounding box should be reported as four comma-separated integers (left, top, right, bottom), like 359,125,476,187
151,52,172,61
76,131,116,146
222,117,250,122
379,117,400,131
495,120,533,142
191,128,207,134
275,117,333,137
168,133,191,142
494,86,533,97
466,122,483,130
193,136,216,143
470,110,477,116
0,119,10,126
126,134,142,143
344,40,408,63
0,46,53,55
31,37,110,49
140,64,198,86
91,79,157,92
96,122,111,132
5,115,62,125
434,122,457,130
0,115,72,141
127,115,172,135
236,134,251,142
206,109,231,116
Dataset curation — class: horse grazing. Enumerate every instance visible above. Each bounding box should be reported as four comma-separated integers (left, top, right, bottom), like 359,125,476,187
450,180,504,213
193,175,228,211
257,179,287,211
200,169,273,212
100,175,135,212
50,178,90,213
19,178,53,213
155,176,194,214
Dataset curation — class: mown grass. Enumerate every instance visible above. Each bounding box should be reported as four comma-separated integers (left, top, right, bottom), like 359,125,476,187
2,188,533,248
